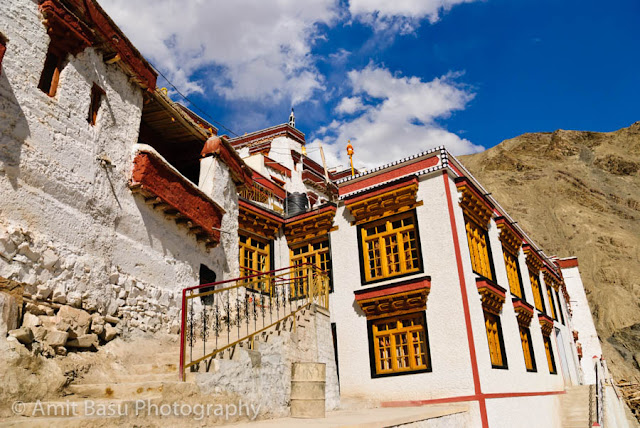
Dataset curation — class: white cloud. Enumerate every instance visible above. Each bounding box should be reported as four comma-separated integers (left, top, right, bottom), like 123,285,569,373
100,0,338,103
335,96,365,114
349,0,477,32
310,64,483,170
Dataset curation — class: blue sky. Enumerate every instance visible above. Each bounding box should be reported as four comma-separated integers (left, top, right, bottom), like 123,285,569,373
102,0,640,169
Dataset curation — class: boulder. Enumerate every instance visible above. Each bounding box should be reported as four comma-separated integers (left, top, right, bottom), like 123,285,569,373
43,329,69,347
18,243,40,263
32,326,48,342
55,346,67,356
25,302,46,316
104,315,119,325
66,292,82,308
9,326,34,344
90,313,105,335
41,249,59,270
52,285,67,304
57,305,91,338
0,234,17,260
101,324,118,342
22,312,41,329
0,291,20,336
66,333,98,349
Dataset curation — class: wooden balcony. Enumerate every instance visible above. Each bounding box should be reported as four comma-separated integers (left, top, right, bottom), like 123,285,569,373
129,145,224,248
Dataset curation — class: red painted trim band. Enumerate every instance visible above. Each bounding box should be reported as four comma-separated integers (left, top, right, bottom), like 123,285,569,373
339,155,439,195
381,389,565,408
354,276,431,301
442,171,489,428
557,258,579,269
343,176,419,204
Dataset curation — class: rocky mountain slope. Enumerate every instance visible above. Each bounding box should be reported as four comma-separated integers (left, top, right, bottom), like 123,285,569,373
460,122,640,387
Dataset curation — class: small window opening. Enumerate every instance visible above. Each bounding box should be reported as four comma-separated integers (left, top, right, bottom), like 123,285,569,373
0,33,8,74
38,46,65,97
88,83,105,126
199,264,217,305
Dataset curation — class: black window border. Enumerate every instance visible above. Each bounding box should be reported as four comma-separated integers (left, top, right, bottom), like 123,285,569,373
543,335,558,375
483,310,509,370
366,310,432,379
521,326,537,373
356,209,424,286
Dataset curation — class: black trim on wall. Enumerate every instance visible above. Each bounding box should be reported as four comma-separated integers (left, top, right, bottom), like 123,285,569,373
544,335,558,375
356,209,424,286
327,235,335,293
366,310,432,378
555,289,566,325
483,228,498,282
515,256,527,302
523,326,537,373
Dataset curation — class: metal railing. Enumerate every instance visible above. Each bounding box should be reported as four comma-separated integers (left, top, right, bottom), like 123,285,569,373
179,264,330,381
239,183,284,213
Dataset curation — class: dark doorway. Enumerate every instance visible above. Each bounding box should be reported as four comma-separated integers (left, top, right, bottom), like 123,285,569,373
199,264,217,305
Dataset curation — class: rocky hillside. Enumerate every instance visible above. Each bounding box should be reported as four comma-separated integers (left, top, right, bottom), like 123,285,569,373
460,122,640,386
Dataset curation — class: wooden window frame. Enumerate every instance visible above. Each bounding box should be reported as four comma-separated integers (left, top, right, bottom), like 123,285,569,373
464,216,496,282
88,83,105,126
546,285,557,321
289,237,333,297
483,310,508,369
357,210,423,285
529,272,547,314
519,326,537,372
367,311,432,378
239,232,273,293
0,33,7,75
503,249,525,300
543,335,558,375
38,44,66,97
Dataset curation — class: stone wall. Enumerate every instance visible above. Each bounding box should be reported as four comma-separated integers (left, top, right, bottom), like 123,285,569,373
195,304,340,416
0,0,239,338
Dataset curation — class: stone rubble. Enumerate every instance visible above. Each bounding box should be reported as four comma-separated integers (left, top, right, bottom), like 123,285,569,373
0,221,182,345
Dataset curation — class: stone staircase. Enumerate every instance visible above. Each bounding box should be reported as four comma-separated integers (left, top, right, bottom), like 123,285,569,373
2,307,316,427
561,385,593,428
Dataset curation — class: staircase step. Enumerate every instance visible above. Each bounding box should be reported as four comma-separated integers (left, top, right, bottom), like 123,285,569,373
67,381,176,399
129,362,178,375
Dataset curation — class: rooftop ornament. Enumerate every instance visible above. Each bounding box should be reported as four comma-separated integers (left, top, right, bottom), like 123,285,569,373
346,140,354,177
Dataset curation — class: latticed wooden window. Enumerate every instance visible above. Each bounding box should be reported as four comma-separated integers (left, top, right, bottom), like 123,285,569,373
546,287,557,320
290,239,332,297
370,313,430,376
360,211,421,282
483,311,507,368
529,272,545,313
239,234,271,292
504,250,524,299
543,335,557,374
464,217,494,281
519,326,536,372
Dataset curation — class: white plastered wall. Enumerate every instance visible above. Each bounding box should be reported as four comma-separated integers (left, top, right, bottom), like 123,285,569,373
447,174,566,395
329,173,476,401
561,263,602,384
0,0,238,333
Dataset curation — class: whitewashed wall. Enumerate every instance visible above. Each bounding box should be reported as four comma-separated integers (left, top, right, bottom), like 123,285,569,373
0,0,238,333
561,263,602,384
327,169,584,426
